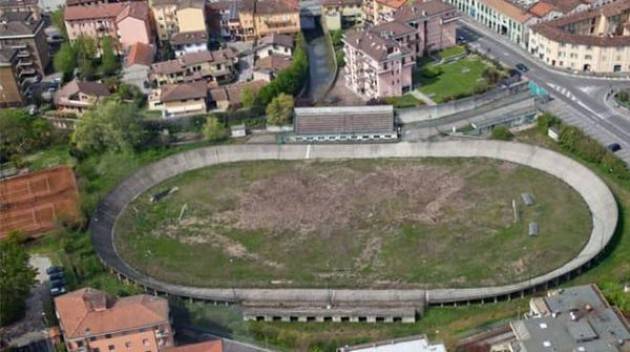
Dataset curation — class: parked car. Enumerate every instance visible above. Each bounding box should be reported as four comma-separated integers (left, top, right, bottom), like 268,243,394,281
46,266,63,275
49,278,65,288
50,286,67,296
607,143,622,152
515,63,529,72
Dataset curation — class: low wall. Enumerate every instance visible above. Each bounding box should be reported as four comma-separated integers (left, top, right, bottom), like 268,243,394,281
397,81,530,124
90,142,617,310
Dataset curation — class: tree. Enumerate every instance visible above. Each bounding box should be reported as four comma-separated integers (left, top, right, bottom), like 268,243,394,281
72,99,144,154
266,93,294,126
0,109,51,163
115,83,145,107
0,232,37,326
75,36,97,80
490,126,513,140
100,36,119,76
482,67,503,85
202,114,228,141
537,112,560,134
50,8,67,40
240,87,257,108
53,42,77,81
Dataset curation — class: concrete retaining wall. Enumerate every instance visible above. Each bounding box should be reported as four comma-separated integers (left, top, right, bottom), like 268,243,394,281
90,141,617,311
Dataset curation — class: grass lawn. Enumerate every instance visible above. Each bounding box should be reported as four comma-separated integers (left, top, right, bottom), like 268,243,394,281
23,145,75,171
115,158,590,289
415,55,498,103
384,94,424,108
437,45,466,60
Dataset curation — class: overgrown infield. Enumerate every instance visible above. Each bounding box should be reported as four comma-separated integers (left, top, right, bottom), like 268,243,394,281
115,158,591,289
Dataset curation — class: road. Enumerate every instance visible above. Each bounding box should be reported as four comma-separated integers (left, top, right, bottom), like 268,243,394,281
457,17,630,163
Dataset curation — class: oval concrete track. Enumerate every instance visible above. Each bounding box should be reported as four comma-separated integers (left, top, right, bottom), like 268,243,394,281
90,141,617,306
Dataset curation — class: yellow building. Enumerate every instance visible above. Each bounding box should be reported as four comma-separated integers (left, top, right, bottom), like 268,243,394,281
321,0,363,30
151,0,206,42
529,0,630,73
254,0,301,37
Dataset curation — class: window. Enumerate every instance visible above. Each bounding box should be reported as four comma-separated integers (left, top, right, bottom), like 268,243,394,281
143,339,150,347
125,342,131,348
108,345,115,351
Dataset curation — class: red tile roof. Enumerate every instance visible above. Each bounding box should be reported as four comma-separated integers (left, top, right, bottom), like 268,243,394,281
64,3,125,21
529,1,556,17
126,42,154,66
55,288,169,339
375,0,406,9
160,81,208,102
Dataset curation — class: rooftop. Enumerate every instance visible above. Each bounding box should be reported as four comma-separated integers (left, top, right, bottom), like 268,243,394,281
159,81,208,102
254,54,292,71
255,0,299,14
151,48,238,75
163,340,223,352
393,0,458,22
55,79,111,100
337,334,446,352
126,42,154,67
343,28,411,62
257,32,294,49
64,2,125,21
208,79,266,105
322,0,362,7
170,30,208,45
0,12,44,37
55,288,170,339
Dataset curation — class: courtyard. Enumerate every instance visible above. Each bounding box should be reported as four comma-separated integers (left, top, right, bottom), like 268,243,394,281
115,157,591,289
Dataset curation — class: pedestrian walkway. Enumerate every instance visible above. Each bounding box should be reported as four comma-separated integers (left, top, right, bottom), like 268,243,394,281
410,90,436,106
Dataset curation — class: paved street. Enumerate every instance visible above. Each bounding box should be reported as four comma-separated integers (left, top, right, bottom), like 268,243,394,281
458,17,630,163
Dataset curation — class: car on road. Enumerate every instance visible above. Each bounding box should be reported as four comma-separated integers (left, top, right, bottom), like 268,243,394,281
49,271,64,281
49,278,65,287
515,63,529,72
607,143,622,152
46,266,63,275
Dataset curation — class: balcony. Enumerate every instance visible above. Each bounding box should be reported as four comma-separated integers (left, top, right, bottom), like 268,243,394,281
17,59,33,67
17,50,30,58
18,68,36,77
10,43,27,50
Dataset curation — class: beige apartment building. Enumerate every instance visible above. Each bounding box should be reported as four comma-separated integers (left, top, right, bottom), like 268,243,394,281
0,48,23,107
321,0,363,30
529,0,630,73
148,81,208,117
208,0,299,40
0,12,49,78
253,0,301,37
55,288,174,352
151,0,206,42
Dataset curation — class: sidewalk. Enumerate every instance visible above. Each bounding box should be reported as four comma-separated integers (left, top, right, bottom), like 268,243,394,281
410,90,436,106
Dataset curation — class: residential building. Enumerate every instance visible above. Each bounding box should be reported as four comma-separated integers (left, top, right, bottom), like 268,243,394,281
321,0,363,30
291,105,398,143
0,48,23,106
445,0,537,47
253,0,300,37
55,288,174,352
253,54,291,80
254,32,293,58
122,42,154,93
0,0,40,20
337,334,445,352
150,48,239,86
372,0,406,24
170,30,208,57
493,285,630,352
0,12,49,78
150,0,206,42
527,0,590,21
343,28,414,99
0,166,80,239
54,79,111,115
208,79,265,110
163,340,223,352
208,0,299,40
528,0,630,73
64,2,153,51
342,0,457,99
148,80,208,117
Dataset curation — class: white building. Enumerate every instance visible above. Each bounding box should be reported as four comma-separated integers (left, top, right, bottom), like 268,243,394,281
337,335,446,352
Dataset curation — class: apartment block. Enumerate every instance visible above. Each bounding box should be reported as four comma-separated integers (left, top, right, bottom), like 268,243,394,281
150,0,206,42
55,288,174,352
208,0,299,40
321,0,363,30
64,2,154,51
0,0,40,20
0,11,49,79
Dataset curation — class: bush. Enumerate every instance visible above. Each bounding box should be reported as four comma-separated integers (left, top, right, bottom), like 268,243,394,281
537,112,560,134
491,126,513,140
266,93,294,126
202,114,228,141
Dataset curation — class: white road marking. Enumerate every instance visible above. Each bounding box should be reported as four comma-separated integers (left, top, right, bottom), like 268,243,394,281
305,144,312,159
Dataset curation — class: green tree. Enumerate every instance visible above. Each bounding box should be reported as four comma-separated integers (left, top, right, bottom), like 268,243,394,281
266,93,294,126
0,232,37,326
482,67,503,85
240,87,258,108
202,114,228,141
115,83,145,107
50,8,67,40
537,112,560,134
0,109,51,162
100,36,119,76
490,126,513,140
53,42,77,81
72,99,144,154
75,36,97,80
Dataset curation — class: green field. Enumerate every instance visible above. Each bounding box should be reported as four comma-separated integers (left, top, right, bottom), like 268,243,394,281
116,157,591,289
415,55,499,103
